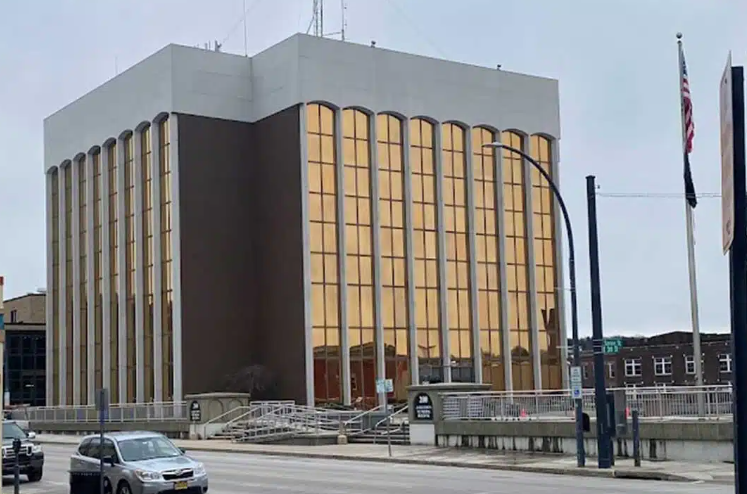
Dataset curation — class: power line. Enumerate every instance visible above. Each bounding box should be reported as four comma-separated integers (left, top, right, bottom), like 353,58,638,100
597,192,721,199
382,0,449,59
221,0,267,47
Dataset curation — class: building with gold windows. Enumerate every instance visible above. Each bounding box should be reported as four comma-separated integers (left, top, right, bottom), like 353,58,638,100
44,33,565,407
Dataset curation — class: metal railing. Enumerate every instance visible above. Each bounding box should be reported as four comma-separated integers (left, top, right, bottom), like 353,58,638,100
441,385,733,422
11,401,188,423
208,401,347,442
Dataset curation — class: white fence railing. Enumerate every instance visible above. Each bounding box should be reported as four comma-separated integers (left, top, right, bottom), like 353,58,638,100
10,401,188,423
441,385,733,421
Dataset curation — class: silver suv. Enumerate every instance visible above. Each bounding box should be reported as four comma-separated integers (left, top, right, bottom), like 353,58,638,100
70,431,208,494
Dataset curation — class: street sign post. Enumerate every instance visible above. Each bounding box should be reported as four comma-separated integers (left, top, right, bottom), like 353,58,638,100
375,379,394,457
603,338,623,355
570,366,583,400
96,388,109,494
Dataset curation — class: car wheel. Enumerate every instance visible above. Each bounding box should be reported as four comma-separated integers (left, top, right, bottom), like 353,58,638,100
104,477,113,494
116,480,132,494
27,468,43,482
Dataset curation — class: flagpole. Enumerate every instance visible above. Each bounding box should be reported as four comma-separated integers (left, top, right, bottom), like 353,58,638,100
677,33,705,415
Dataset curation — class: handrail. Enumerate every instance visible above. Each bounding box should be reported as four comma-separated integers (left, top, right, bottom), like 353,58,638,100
203,405,259,427
344,404,386,426
373,404,409,430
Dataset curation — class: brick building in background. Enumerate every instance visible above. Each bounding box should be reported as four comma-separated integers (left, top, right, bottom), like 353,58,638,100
4,292,46,406
574,331,732,389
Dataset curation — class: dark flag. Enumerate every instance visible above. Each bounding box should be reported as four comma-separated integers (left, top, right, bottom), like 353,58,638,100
680,46,697,208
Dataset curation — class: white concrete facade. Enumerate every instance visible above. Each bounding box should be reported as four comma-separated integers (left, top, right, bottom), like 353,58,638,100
44,33,562,406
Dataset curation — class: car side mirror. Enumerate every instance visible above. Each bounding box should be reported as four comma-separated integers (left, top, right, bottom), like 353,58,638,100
179,448,186,455
26,431,36,440
103,455,116,466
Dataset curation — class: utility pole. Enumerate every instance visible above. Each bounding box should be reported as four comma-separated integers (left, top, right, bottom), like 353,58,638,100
586,175,612,468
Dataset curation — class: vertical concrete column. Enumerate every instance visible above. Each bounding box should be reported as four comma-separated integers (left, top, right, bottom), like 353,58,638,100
493,133,513,392
86,151,96,404
169,115,184,403
551,139,570,389
71,157,81,405
464,127,482,383
522,136,543,390
101,145,112,398
334,107,351,405
401,118,419,387
151,119,164,402
369,113,386,407
116,139,128,403
58,165,68,405
45,169,55,405
299,104,315,406
133,129,145,403
434,122,451,383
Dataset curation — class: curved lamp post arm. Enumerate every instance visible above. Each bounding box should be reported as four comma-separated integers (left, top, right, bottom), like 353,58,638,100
484,141,584,467
484,143,574,264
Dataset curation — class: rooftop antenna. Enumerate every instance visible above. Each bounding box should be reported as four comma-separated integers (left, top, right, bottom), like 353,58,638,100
243,0,248,56
310,0,323,37
341,0,347,41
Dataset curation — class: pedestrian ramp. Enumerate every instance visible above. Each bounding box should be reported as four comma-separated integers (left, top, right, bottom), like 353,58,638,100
203,401,410,444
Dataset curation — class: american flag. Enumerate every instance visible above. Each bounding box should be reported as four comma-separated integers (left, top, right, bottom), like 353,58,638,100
681,47,697,209
681,55,695,153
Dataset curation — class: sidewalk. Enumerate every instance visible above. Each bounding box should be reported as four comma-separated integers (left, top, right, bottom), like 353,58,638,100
37,434,735,483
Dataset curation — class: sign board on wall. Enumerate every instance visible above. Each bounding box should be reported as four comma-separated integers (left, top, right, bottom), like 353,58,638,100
413,393,433,421
189,401,202,423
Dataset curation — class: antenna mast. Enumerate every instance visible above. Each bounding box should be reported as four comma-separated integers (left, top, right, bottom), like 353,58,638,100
341,0,347,41
309,0,346,40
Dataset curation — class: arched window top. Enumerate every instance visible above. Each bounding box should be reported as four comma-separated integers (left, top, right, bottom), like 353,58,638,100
529,134,553,175
442,120,469,131
442,122,466,153
342,108,369,139
409,118,434,148
73,152,86,163
119,129,133,141
59,159,72,170
377,110,406,121
48,165,60,175
377,113,403,145
102,137,116,149
153,112,169,125
471,127,496,158
135,120,151,132
307,102,335,136
501,130,525,160
88,145,101,156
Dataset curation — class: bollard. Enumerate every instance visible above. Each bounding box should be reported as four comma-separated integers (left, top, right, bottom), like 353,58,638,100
632,410,641,467
13,437,21,494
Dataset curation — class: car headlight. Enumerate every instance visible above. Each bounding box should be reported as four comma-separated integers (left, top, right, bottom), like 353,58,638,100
193,463,206,476
135,470,163,482
31,445,42,454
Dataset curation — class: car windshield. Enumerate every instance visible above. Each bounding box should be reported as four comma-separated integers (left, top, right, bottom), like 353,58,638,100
117,436,182,462
2,423,27,441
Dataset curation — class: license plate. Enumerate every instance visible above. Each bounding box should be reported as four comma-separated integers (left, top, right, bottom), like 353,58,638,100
174,480,189,490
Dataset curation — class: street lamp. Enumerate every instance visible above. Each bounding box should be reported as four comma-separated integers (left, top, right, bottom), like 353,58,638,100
483,142,585,467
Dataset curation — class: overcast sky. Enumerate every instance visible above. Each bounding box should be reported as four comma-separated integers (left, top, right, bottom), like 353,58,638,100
1,0,744,337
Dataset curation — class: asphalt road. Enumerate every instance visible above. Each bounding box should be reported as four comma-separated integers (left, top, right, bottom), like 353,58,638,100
2,444,733,494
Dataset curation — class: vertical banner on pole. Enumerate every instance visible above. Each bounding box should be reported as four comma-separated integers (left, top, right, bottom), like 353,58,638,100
720,53,746,491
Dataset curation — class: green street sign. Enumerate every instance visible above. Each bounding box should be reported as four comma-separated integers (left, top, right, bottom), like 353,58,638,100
603,338,623,355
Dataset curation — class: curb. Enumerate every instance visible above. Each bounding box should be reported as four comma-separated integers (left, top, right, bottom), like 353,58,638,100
38,437,695,482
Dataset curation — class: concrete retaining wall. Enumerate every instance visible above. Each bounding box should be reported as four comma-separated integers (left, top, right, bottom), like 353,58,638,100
435,420,734,463
31,421,190,439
